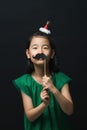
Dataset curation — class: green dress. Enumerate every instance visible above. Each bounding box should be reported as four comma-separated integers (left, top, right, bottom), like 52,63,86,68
12,71,72,130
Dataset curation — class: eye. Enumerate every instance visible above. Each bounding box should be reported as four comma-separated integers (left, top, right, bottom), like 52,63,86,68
43,46,49,49
32,46,37,49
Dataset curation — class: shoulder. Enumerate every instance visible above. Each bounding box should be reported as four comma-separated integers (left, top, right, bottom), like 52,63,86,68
12,73,32,87
53,71,72,90
12,73,32,96
55,71,72,80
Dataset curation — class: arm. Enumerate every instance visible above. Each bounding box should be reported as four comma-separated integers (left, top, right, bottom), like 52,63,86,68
21,91,49,122
42,76,74,115
52,83,74,115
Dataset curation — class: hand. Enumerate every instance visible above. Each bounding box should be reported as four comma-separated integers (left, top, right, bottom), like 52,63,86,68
42,75,55,92
40,87,50,107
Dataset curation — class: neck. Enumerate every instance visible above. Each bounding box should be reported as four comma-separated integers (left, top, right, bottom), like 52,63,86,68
32,64,51,77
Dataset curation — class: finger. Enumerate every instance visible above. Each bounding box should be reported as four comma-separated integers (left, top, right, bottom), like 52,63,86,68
44,95,50,100
43,87,48,91
42,83,47,88
42,84,46,88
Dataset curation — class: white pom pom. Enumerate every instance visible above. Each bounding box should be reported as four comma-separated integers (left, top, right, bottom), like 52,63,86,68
39,27,51,34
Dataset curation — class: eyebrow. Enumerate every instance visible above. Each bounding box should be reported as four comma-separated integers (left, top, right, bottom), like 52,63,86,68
31,44,49,47
30,44,38,48
31,44,38,46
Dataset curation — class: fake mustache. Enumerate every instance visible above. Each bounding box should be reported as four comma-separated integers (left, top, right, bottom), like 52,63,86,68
33,53,47,60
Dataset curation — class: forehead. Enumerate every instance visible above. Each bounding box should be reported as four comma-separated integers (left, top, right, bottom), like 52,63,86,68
30,36,50,46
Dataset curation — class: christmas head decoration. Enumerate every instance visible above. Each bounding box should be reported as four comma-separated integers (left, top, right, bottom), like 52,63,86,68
39,21,51,34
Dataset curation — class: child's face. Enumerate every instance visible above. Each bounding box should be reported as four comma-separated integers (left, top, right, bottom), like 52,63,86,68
26,36,55,65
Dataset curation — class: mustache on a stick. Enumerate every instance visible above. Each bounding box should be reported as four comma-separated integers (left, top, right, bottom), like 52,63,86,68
33,53,49,99
33,53,47,60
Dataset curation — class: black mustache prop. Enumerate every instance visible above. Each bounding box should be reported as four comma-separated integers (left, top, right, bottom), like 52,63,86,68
33,53,47,60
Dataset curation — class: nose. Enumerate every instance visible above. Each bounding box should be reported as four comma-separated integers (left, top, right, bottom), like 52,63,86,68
38,47,43,53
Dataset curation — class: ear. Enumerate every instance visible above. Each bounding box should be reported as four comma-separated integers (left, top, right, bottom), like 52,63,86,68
51,49,55,59
26,49,30,59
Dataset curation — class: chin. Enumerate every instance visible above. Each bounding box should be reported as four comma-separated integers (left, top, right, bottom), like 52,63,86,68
35,60,44,65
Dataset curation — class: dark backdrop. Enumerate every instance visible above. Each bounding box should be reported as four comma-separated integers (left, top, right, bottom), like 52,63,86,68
0,0,87,130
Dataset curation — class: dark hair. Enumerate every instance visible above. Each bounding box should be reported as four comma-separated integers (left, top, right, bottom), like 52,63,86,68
25,31,59,74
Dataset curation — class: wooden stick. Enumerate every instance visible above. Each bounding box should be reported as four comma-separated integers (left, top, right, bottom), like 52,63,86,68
44,59,46,76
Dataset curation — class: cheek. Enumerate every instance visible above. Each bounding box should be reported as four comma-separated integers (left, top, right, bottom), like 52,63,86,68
46,50,52,57
29,50,37,57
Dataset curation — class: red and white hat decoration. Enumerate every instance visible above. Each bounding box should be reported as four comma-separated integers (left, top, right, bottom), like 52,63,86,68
39,21,51,34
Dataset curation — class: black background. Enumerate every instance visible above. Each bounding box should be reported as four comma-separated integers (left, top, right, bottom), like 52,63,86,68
0,0,87,130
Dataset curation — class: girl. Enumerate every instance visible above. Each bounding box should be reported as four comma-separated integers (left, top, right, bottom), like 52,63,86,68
12,21,74,130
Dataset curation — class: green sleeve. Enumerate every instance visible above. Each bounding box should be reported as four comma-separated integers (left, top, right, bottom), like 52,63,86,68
55,72,72,90
12,74,32,97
